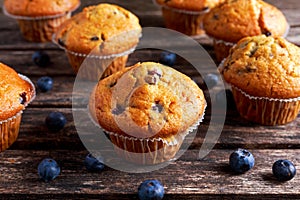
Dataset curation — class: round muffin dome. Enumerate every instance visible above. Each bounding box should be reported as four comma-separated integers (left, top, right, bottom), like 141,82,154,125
0,62,35,121
203,0,288,43
54,3,142,56
221,35,300,99
4,0,80,17
89,62,206,140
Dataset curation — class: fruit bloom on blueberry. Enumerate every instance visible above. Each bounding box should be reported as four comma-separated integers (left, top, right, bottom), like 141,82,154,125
272,159,296,181
37,76,53,92
229,149,255,174
84,153,105,172
45,112,67,132
159,51,176,66
32,51,50,67
203,73,219,89
38,158,60,182
138,179,164,200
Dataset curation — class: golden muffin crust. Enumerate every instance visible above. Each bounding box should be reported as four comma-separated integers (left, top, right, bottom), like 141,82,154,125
221,35,300,99
0,63,35,121
155,0,224,12
4,0,80,17
89,62,206,140
203,0,288,43
54,3,142,55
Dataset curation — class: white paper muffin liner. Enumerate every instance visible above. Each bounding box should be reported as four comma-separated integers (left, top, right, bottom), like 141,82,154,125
52,32,140,80
3,4,80,42
62,47,135,81
0,74,36,152
0,110,22,152
152,0,209,36
231,86,300,125
219,59,300,125
88,103,206,164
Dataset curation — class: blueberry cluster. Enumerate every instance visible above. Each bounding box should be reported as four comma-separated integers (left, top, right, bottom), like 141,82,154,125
229,148,296,182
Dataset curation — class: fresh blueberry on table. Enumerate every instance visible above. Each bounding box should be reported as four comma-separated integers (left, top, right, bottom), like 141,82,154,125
272,159,296,181
229,149,255,174
37,76,53,92
84,153,105,172
45,112,67,132
159,51,176,66
38,158,60,182
138,179,164,200
32,51,50,67
203,73,219,89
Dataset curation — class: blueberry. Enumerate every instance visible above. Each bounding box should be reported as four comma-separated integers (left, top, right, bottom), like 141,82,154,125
37,76,53,92
272,159,296,181
45,112,67,132
38,158,60,182
229,149,255,174
84,153,105,172
159,51,176,66
32,51,50,67
138,179,164,200
203,73,219,89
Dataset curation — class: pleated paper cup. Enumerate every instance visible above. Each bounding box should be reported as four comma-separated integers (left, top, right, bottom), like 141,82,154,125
0,74,35,152
153,0,209,37
3,4,80,43
0,111,23,152
213,39,235,63
89,104,206,165
231,86,300,126
63,48,133,81
52,30,140,81
218,58,300,125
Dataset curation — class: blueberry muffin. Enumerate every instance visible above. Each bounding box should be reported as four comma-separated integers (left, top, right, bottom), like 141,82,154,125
220,35,300,125
54,3,142,80
203,0,289,62
3,0,80,42
89,62,206,164
154,0,224,36
0,62,35,152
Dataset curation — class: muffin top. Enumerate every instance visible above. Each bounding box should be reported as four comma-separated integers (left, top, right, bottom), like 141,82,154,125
89,62,206,141
0,63,35,121
4,0,80,17
155,0,224,12
220,35,300,99
54,3,142,55
203,0,288,43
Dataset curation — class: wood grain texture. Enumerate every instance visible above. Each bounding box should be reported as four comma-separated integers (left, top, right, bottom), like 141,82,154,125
12,108,300,150
0,149,300,199
0,0,299,48
0,0,299,199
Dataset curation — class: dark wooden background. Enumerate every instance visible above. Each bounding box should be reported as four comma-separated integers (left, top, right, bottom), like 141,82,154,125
0,0,300,199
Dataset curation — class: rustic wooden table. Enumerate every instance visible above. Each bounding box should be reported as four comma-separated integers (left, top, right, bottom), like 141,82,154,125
0,0,300,199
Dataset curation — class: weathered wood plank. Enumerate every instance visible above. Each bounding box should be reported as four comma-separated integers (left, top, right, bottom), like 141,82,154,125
0,48,216,77
0,0,299,199
10,108,300,150
0,0,299,49
0,149,299,199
